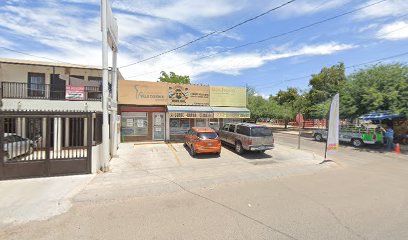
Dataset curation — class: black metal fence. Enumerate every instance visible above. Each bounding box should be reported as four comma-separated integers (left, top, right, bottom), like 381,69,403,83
1,82,101,101
0,112,93,180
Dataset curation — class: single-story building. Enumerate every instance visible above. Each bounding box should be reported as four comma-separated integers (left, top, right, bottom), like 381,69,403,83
118,80,250,142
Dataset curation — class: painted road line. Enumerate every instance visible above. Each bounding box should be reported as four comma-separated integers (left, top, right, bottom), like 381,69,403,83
167,143,182,166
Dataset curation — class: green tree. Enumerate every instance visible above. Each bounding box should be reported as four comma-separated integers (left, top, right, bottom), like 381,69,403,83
305,63,346,118
158,71,190,84
341,63,408,118
268,100,296,128
274,87,300,106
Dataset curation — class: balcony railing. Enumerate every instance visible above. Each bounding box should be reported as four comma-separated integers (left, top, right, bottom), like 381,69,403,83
1,82,102,101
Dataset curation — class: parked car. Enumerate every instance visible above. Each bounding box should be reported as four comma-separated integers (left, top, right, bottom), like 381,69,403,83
312,124,383,147
184,127,221,156
218,123,274,154
3,133,34,161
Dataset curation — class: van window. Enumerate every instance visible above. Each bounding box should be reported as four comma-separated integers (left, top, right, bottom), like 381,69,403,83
251,127,272,137
228,124,236,132
236,125,250,136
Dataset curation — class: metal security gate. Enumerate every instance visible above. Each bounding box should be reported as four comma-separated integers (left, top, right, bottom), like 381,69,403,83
0,112,92,180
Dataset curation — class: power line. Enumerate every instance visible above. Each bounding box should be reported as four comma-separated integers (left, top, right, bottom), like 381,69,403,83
119,0,297,68
253,50,408,90
125,0,388,79
0,46,69,63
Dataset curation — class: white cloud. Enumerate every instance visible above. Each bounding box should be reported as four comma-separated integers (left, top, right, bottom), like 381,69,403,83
121,42,355,81
113,0,244,24
276,0,351,17
355,0,408,19
376,21,408,40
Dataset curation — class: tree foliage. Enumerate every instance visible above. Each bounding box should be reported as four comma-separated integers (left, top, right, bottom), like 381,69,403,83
341,63,408,118
248,62,407,123
158,71,190,84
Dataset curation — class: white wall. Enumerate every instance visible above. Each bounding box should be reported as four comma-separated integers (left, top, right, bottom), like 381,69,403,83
2,99,102,112
91,144,103,173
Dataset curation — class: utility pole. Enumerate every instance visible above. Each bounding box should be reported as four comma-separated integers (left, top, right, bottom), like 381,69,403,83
101,0,110,170
110,49,118,157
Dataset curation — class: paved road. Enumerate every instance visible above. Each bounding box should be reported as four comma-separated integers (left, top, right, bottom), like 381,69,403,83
1,136,407,240
274,132,406,167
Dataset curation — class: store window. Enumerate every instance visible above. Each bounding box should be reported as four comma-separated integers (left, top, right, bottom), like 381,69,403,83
195,119,207,127
170,119,190,135
121,112,148,136
209,118,220,131
224,119,242,125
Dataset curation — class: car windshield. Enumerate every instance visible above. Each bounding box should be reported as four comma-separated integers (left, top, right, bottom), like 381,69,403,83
251,127,272,137
197,132,218,139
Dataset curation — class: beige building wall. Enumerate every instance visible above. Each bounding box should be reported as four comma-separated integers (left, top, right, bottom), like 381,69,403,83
0,62,105,84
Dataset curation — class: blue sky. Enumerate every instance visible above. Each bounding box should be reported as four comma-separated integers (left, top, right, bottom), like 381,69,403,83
1,0,408,97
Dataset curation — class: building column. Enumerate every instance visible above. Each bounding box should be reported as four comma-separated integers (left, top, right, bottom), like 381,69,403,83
83,118,88,146
53,117,62,158
65,118,70,147
42,118,47,147
165,113,170,141
16,118,26,137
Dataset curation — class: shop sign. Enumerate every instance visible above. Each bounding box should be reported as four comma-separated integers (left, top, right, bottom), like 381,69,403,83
169,112,213,118
66,85,85,100
213,112,250,118
168,84,209,106
119,80,168,105
210,86,246,107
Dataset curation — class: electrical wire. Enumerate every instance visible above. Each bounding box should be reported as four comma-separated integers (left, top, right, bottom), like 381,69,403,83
0,46,69,63
119,0,297,68
253,50,408,90
124,0,388,78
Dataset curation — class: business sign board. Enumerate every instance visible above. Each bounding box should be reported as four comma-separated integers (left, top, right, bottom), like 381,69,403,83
106,0,118,50
326,93,340,157
118,80,168,105
168,84,209,106
213,112,250,118
169,112,213,118
210,86,247,107
66,85,85,100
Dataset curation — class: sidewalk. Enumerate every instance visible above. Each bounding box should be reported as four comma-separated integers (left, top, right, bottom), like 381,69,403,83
0,174,94,228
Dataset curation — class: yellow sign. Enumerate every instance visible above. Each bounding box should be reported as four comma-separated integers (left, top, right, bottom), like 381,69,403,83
168,84,209,106
169,112,213,118
210,86,246,107
119,80,210,106
118,80,168,105
213,112,250,118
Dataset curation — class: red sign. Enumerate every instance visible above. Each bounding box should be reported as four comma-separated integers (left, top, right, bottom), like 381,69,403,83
66,85,85,100
296,113,304,124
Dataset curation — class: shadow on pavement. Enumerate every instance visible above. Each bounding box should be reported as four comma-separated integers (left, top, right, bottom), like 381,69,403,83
182,144,221,159
221,144,272,160
272,128,314,138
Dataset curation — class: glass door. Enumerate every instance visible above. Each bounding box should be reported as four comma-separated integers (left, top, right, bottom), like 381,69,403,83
153,113,165,140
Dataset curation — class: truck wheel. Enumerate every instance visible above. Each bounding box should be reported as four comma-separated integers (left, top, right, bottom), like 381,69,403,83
314,134,323,141
352,138,363,148
235,141,244,155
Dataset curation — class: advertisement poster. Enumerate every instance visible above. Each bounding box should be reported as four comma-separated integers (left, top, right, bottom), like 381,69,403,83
65,85,85,100
119,80,168,105
168,84,209,106
210,86,246,107
326,93,340,157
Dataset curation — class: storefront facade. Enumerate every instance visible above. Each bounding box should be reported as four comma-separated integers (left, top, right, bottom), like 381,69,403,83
118,80,250,142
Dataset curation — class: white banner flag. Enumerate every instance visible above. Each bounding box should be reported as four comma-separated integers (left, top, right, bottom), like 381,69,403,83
326,93,340,157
